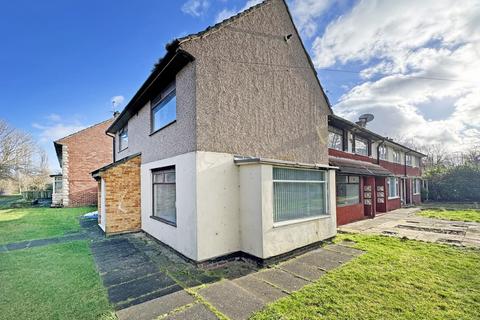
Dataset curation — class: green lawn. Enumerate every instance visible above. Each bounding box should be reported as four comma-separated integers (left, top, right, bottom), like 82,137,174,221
0,206,94,245
0,241,114,320
418,209,480,223
252,234,480,320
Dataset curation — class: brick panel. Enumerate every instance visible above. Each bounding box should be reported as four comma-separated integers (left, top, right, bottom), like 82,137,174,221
101,155,141,234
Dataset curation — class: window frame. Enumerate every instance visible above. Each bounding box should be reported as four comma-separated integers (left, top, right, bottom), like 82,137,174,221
406,154,412,166
387,177,400,199
379,145,388,160
413,178,421,195
151,166,177,227
354,136,369,156
118,125,128,152
272,167,329,225
392,150,401,163
336,175,360,207
328,126,344,151
54,176,62,193
151,84,176,135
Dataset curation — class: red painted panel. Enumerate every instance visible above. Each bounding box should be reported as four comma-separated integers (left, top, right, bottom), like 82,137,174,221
337,203,365,226
329,149,376,163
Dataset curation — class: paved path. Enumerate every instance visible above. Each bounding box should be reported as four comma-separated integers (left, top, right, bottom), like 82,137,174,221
112,239,363,320
0,232,88,252
0,218,102,253
338,207,480,247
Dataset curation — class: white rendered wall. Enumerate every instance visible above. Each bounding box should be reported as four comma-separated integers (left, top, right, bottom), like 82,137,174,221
238,164,337,259
195,152,241,261
141,150,337,262
239,165,264,258
99,178,106,231
141,152,198,260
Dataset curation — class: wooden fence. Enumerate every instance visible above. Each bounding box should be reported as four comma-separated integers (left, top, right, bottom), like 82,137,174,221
21,190,52,201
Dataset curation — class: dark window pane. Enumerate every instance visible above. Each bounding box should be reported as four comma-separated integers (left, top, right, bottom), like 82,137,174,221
152,91,176,132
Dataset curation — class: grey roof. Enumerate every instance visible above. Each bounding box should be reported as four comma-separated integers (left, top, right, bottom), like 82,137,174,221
91,153,141,177
329,156,393,177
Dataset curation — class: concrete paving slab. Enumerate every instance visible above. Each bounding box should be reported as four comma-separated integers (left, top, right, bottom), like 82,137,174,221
339,207,480,248
198,280,264,320
296,251,345,271
165,303,218,320
102,263,159,287
323,244,364,256
116,290,194,320
5,241,29,250
233,274,287,303
108,272,177,304
254,269,309,293
308,248,354,263
117,284,183,310
279,261,325,281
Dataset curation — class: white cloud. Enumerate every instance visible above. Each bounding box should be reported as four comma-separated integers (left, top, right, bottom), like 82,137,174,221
215,8,237,23
182,0,210,17
45,113,61,122
33,122,86,143
309,0,480,152
215,0,264,23
111,95,125,108
289,0,334,38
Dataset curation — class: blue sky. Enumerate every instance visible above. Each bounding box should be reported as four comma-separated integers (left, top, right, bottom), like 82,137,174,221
1,0,478,170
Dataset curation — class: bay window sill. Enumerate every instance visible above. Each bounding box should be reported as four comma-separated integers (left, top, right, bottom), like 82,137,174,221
273,215,330,228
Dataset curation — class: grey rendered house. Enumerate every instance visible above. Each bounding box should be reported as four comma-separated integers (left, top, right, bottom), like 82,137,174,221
92,0,337,263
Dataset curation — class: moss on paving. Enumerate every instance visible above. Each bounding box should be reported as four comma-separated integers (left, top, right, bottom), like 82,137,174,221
0,206,94,245
418,209,480,223
252,234,480,320
0,241,114,320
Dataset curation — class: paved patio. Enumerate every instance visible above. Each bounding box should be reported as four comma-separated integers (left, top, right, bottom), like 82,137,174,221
89,231,363,320
338,207,480,248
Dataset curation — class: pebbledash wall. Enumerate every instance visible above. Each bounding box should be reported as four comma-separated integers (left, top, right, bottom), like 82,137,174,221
105,0,336,262
56,119,113,207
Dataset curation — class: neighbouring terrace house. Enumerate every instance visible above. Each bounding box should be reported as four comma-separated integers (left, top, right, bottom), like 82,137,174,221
51,119,113,207
91,0,339,264
328,114,426,225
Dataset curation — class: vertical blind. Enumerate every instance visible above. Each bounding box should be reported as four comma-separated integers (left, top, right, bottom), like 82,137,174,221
273,167,328,223
153,167,176,225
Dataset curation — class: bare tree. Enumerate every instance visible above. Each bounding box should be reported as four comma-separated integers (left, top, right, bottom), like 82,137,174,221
0,119,37,181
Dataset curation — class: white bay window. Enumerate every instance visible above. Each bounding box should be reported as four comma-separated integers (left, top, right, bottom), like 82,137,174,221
273,167,328,223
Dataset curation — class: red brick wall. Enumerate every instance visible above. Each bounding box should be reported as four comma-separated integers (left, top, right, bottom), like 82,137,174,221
59,119,113,207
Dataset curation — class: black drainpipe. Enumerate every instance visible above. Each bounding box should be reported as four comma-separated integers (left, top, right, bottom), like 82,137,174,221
377,140,386,165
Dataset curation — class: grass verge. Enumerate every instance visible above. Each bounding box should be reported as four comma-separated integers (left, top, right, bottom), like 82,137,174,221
0,206,94,245
0,241,114,320
252,234,480,320
418,209,480,223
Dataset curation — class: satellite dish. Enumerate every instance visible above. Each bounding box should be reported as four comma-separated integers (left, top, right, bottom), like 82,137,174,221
359,113,375,122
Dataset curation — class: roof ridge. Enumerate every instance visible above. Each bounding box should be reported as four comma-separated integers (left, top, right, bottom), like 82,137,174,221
54,118,114,144
176,0,271,45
